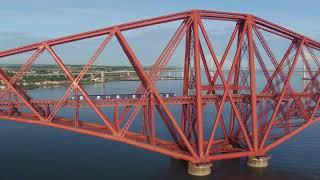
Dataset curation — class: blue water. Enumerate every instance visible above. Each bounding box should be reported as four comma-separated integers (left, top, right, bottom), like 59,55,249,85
0,76,319,180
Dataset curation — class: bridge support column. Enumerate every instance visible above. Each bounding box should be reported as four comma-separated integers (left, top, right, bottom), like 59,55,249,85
187,162,212,176
247,156,270,168
101,72,105,82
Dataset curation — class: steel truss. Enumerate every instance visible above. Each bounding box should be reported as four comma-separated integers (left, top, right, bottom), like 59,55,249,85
0,10,319,164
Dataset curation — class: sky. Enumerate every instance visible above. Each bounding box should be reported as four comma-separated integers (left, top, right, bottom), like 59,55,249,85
0,0,320,67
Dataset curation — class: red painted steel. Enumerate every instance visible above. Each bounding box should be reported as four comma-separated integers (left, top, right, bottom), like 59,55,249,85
0,10,319,164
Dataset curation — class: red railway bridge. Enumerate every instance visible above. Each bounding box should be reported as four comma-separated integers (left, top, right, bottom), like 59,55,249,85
0,10,319,176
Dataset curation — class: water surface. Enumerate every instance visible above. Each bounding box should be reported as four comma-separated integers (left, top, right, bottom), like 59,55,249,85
0,75,319,180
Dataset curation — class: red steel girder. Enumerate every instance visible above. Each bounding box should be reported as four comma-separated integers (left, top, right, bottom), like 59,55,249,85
0,10,319,165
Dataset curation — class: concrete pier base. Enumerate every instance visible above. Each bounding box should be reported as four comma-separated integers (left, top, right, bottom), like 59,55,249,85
225,144,234,149
187,162,212,176
247,156,270,168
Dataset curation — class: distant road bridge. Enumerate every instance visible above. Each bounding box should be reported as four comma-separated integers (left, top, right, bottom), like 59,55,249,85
19,69,318,82
0,10,319,176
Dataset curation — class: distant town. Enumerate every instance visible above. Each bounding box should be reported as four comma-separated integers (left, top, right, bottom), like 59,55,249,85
0,64,180,89
0,64,312,90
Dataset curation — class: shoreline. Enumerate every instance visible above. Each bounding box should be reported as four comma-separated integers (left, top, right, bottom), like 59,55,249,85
16,78,183,90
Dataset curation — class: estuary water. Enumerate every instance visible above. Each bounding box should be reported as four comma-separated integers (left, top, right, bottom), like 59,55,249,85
0,74,319,180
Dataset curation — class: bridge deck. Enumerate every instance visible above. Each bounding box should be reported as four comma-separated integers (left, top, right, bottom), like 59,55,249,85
0,92,318,108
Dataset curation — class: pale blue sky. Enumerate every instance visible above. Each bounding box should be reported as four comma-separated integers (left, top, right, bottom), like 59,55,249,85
1,0,319,66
